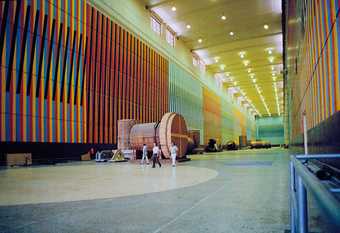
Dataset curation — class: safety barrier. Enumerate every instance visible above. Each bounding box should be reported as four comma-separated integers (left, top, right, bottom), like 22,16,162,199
290,154,340,233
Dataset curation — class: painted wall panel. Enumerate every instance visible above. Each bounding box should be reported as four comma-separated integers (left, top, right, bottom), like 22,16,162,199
0,1,169,145
168,63,256,145
169,61,204,141
203,87,221,144
256,116,284,145
220,103,235,143
0,0,256,150
287,0,340,143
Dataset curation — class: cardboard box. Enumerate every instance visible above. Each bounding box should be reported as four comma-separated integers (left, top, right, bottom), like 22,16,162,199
6,153,32,166
81,152,91,161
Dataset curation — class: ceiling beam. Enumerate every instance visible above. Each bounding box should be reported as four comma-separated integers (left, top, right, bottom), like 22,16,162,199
148,0,244,16
190,32,282,52
208,62,283,73
202,42,280,60
146,0,173,9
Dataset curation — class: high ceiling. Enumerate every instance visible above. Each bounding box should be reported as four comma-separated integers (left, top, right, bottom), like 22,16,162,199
144,0,283,117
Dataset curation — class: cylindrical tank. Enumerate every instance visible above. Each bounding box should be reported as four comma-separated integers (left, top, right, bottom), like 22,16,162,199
239,135,247,148
158,112,188,158
117,119,137,150
130,123,160,150
188,129,200,147
129,112,188,158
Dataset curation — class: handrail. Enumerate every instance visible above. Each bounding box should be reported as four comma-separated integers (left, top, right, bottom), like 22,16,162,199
290,154,340,233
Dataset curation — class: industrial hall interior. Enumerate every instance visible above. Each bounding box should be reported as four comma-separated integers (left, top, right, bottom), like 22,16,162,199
0,0,340,232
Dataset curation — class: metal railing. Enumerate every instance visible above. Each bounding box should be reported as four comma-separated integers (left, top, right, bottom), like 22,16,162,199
290,154,340,233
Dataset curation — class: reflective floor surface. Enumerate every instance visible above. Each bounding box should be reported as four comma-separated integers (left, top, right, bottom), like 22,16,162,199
0,148,307,233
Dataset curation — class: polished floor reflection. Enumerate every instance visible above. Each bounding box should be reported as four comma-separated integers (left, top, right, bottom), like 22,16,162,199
0,162,217,205
0,148,293,233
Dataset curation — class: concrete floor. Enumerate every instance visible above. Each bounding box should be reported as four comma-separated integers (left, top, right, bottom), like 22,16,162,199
0,148,327,233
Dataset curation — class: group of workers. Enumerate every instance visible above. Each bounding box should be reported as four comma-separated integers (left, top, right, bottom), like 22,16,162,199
141,142,178,168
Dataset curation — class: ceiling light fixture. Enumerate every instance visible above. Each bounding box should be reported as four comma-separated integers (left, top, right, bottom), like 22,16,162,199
264,24,269,30
221,15,227,20
239,51,246,59
186,24,191,29
171,6,177,11
274,83,280,116
229,31,234,36
243,60,250,66
247,68,252,73
198,38,203,43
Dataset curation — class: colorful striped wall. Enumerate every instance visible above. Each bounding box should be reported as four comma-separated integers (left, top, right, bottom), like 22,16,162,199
0,0,255,151
287,0,340,140
0,1,168,145
169,62,255,145
169,62,203,141
220,103,235,142
203,87,222,144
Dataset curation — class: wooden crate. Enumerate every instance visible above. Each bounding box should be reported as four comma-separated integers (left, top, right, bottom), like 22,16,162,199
6,153,32,166
81,152,91,161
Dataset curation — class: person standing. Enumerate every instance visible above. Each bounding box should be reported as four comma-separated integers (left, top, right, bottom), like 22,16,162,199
170,142,178,167
141,144,149,165
152,143,161,168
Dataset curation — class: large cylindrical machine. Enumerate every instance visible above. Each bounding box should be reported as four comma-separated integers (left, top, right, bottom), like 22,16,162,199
129,112,188,158
130,123,160,149
188,129,200,147
117,119,138,150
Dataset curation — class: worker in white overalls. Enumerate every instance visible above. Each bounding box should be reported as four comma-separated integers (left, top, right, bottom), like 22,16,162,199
170,142,178,167
141,144,149,165
152,143,162,168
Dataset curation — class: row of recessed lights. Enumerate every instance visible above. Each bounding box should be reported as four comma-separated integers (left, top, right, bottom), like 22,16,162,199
246,47,282,116
221,51,257,115
238,89,261,117
169,5,275,116
196,24,269,43
245,96,261,116
230,69,260,116
171,6,194,32
224,71,260,117
239,49,282,116
273,82,281,115
197,31,234,44
239,52,261,114
170,5,271,50
254,82,271,116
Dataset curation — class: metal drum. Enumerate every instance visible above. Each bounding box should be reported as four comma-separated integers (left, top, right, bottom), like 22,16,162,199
158,112,188,158
129,112,188,158
117,119,137,150
129,123,160,150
